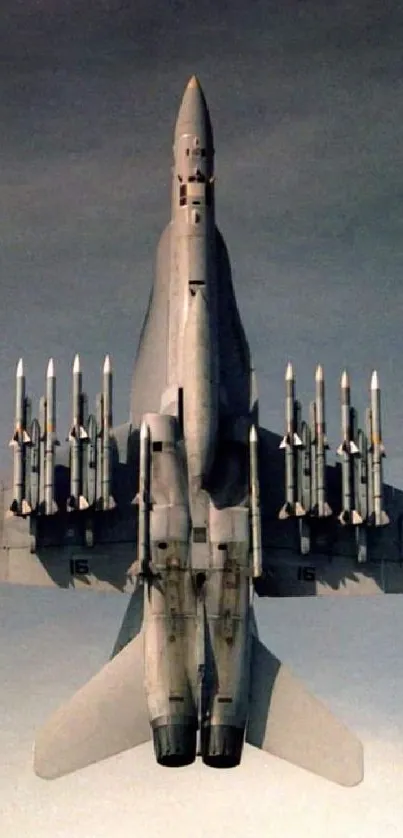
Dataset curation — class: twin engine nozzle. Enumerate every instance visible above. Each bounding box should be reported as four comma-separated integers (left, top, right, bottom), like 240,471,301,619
152,721,245,770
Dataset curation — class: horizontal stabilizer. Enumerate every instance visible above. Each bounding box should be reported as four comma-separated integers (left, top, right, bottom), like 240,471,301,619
110,585,144,658
246,636,363,787
34,629,151,780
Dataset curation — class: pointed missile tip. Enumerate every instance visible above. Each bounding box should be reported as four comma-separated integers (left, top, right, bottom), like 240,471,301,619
315,364,324,382
187,74,200,90
16,358,24,378
371,370,379,390
103,354,112,374
285,361,294,381
46,358,54,378
73,354,80,374
341,369,349,388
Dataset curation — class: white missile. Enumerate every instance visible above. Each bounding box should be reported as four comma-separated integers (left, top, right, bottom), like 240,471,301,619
337,370,361,525
369,370,389,526
313,364,331,517
9,358,31,515
337,370,359,456
279,362,303,449
44,358,59,515
249,424,262,578
279,362,304,519
68,354,88,511
102,355,115,510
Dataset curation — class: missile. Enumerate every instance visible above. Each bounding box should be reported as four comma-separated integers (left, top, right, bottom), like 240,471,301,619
249,424,262,579
69,355,88,441
86,414,98,508
337,371,361,525
300,420,312,514
309,400,317,513
279,363,303,448
9,358,31,515
44,358,58,515
369,371,389,526
138,420,151,575
279,363,304,519
102,355,115,510
312,365,332,517
355,428,368,522
95,392,103,507
337,371,359,456
28,418,41,513
38,395,46,512
68,354,88,511
365,408,374,523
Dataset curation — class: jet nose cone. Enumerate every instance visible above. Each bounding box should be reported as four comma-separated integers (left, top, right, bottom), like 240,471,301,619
175,75,214,159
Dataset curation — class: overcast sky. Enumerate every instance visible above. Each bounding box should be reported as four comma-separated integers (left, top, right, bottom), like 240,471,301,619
1,1,403,835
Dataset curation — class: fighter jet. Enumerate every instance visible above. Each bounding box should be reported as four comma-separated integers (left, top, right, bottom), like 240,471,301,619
2,77,373,786
13,77,363,787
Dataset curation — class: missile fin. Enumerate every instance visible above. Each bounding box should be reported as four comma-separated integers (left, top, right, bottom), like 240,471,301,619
69,425,89,441
280,433,303,450
337,440,359,456
10,430,31,446
246,635,363,787
21,499,32,516
339,509,363,526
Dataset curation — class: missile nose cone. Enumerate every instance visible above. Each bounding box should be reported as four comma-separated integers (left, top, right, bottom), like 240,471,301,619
16,358,24,378
187,74,201,90
341,369,349,389
315,364,324,382
285,361,294,382
47,358,55,378
73,354,80,374
103,354,112,374
371,370,379,390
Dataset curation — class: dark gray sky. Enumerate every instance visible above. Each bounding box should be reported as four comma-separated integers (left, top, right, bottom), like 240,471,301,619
1,0,403,481
2,4,403,834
